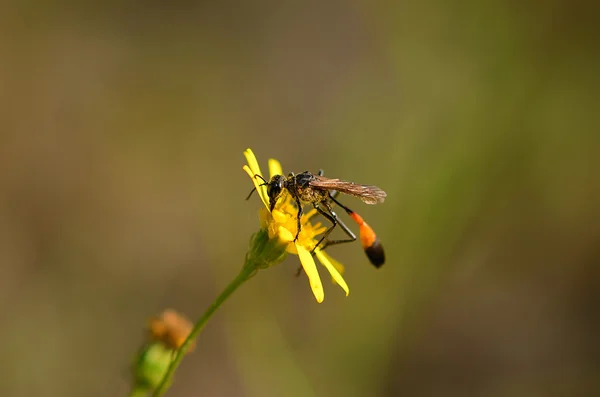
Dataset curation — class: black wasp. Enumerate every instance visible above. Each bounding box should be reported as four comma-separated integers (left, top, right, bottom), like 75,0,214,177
247,170,386,267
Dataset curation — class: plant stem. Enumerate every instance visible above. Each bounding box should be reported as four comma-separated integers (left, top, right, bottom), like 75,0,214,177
129,387,149,397
152,264,256,396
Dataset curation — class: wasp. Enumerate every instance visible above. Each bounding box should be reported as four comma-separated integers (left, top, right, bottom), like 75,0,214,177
246,170,386,267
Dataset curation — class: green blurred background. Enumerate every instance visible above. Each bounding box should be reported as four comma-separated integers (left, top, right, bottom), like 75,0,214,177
1,1,598,396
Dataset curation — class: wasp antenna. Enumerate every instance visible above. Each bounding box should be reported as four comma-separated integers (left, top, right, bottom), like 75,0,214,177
245,187,257,200
253,174,267,183
246,175,270,200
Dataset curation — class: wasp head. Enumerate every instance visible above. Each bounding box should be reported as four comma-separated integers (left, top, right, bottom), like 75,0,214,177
266,175,285,212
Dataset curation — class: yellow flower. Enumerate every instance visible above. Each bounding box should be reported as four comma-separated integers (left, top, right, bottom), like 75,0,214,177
243,148,349,303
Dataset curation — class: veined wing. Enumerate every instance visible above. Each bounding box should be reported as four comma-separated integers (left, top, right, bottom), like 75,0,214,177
309,175,386,204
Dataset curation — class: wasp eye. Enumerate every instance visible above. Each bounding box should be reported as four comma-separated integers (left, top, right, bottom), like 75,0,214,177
267,184,281,212
267,183,279,198
266,176,285,212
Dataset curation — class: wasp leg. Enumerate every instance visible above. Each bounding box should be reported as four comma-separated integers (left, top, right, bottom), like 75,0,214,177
312,200,357,253
296,201,339,277
293,195,303,242
295,202,335,277
318,217,357,250
294,192,353,277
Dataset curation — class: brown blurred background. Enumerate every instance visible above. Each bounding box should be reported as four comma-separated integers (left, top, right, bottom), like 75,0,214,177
1,1,598,396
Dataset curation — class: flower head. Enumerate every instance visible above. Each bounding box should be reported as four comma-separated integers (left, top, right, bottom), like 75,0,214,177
243,148,349,303
148,309,195,351
131,309,195,394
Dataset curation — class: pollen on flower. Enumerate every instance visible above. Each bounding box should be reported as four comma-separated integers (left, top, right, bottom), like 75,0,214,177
263,202,328,255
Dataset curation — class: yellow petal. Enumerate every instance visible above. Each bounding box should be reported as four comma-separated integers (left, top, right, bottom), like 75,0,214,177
258,207,271,228
243,165,269,209
271,209,288,223
244,148,263,176
312,224,328,235
300,208,318,223
285,244,298,255
315,249,349,296
319,250,345,275
296,244,324,303
268,158,283,178
243,149,271,208
277,225,295,242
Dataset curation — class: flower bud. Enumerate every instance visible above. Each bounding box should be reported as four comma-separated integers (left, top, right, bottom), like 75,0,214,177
245,227,289,270
132,342,174,392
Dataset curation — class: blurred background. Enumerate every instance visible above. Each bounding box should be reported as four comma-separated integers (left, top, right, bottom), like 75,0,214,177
1,1,598,396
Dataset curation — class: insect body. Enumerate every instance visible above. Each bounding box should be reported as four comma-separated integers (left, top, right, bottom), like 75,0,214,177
327,194,386,268
247,170,386,267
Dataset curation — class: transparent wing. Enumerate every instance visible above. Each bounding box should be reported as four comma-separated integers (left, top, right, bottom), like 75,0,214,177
309,175,386,204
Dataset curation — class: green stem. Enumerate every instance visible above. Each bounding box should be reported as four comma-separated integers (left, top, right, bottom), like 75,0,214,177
129,386,149,397
152,264,256,396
